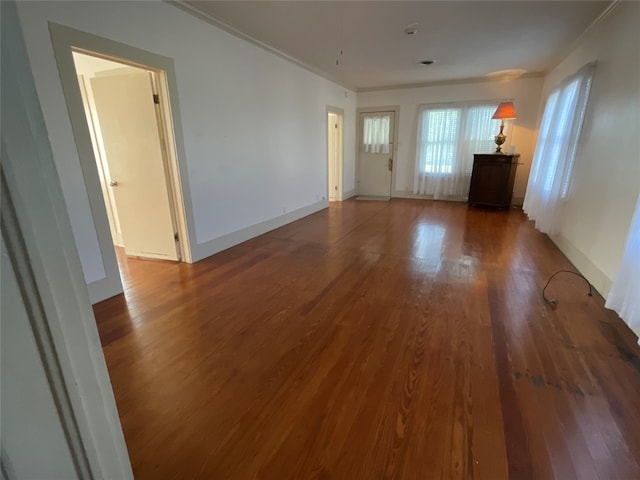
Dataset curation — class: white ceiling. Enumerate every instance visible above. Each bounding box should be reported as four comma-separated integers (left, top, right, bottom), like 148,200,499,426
177,1,611,90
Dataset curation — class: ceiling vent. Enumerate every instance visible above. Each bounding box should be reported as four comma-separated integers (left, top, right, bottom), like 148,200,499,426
405,23,418,35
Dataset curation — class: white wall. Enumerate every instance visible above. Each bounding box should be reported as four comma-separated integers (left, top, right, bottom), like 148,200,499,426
357,77,543,203
16,1,356,297
540,2,640,297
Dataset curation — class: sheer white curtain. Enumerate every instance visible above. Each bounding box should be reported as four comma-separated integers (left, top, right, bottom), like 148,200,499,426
414,102,506,199
523,62,595,234
605,193,640,340
363,115,390,153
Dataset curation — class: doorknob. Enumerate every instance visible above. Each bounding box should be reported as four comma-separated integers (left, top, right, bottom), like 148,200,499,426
109,180,118,187
388,158,393,171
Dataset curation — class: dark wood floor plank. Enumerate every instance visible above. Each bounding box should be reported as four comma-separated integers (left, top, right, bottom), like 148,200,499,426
92,199,640,479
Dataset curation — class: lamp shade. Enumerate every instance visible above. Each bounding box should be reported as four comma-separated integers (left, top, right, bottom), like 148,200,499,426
492,101,517,120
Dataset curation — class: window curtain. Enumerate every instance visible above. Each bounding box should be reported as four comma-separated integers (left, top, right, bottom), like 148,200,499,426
413,102,507,199
605,193,640,340
523,62,595,234
363,115,390,153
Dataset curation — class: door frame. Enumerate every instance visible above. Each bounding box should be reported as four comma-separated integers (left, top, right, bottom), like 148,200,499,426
82,63,181,261
49,23,196,303
326,105,344,201
356,105,400,198
2,2,132,477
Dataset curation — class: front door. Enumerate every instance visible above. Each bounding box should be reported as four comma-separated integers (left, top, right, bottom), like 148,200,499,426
91,70,179,261
358,111,395,197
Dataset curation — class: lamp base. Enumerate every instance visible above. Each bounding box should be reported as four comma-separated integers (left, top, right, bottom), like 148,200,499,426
494,133,506,153
494,121,507,153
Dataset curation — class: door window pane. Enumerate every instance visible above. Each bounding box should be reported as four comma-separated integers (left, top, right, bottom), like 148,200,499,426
363,115,391,153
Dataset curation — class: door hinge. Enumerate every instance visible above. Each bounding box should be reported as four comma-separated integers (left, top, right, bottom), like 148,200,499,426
174,232,179,242
153,94,160,104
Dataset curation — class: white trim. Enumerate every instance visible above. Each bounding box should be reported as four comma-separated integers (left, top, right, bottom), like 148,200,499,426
390,191,468,202
550,233,612,297
2,179,93,480
152,70,193,263
191,201,328,261
2,2,132,477
545,1,621,74
169,0,356,91
49,23,198,303
357,71,545,93
170,1,549,94
390,190,521,206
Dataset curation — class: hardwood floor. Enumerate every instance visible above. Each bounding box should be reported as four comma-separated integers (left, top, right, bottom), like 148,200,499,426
93,199,640,480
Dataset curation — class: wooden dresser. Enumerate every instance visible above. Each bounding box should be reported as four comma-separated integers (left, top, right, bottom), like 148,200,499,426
468,153,520,208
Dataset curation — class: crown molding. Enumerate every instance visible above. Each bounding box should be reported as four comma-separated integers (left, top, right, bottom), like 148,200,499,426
169,0,614,96
167,1,357,92
545,0,621,73
356,72,546,94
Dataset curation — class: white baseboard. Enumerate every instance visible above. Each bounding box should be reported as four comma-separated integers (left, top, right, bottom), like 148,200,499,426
191,200,328,262
391,190,524,206
550,233,613,297
391,190,468,202
342,189,356,200
391,190,426,200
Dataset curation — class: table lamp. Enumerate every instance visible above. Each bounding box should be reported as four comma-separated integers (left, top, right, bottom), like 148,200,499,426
492,102,517,153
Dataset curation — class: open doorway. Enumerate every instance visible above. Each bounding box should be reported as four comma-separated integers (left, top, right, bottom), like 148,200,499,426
50,23,197,302
72,51,187,281
327,107,344,201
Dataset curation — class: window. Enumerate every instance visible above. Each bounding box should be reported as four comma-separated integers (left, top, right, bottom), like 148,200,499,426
362,114,390,153
414,101,508,198
523,62,595,234
533,78,584,198
421,108,460,174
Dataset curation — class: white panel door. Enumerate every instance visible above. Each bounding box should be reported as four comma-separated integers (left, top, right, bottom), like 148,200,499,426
91,71,178,261
328,112,339,201
359,111,395,197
